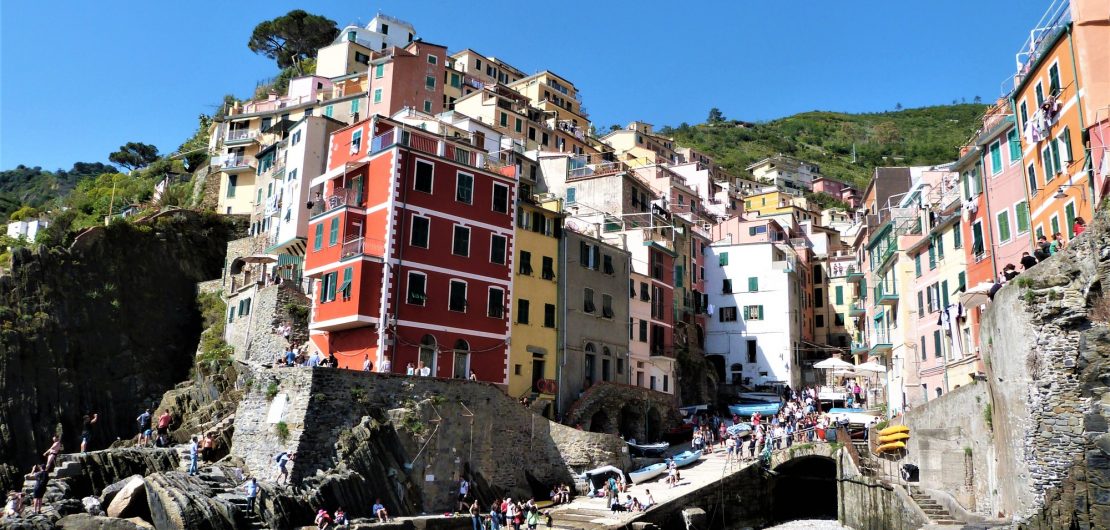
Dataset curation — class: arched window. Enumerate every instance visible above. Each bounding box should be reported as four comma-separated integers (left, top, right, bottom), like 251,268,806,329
602,346,611,356
419,335,437,376
584,343,597,387
584,343,596,354
453,340,470,379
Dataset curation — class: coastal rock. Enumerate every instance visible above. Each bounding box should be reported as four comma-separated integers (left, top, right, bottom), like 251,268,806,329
99,474,142,507
143,472,234,530
106,476,146,519
57,513,153,530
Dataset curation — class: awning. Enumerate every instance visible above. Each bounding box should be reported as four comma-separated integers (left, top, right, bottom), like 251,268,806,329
266,237,308,257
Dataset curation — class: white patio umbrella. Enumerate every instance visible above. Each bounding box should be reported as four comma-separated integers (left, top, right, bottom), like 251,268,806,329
959,282,997,309
855,361,888,373
813,356,854,370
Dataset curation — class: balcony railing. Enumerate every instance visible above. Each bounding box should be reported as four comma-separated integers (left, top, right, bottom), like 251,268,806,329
310,187,359,217
370,128,488,171
340,235,386,259
222,156,254,170
226,129,258,142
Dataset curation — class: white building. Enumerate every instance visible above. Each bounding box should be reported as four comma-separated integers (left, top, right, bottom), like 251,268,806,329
704,233,802,388
7,218,47,241
316,14,416,78
747,155,823,194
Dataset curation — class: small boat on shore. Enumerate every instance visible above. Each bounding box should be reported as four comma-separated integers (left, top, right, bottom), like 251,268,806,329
629,462,667,484
728,402,782,417
670,450,702,468
737,392,781,403
627,441,669,457
725,422,752,437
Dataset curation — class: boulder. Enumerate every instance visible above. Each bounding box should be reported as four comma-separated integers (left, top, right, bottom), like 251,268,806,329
99,474,142,507
106,477,147,519
144,472,234,530
82,496,104,515
57,513,152,530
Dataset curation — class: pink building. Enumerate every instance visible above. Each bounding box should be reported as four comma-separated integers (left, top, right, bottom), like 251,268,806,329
812,176,860,208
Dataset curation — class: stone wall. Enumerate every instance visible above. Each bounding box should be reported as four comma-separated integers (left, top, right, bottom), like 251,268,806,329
229,283,309,365
903,382,995,513
976,206,1110,527
837,449,930,530
230,367,630,518
562,382,681,442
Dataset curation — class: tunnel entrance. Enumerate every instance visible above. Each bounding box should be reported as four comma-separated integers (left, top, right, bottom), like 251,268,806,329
771,455,837,523
589,409,611,433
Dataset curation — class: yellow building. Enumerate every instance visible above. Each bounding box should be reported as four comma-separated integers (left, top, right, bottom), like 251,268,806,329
601,122,680,168
508,198,565,418
508,71,589,128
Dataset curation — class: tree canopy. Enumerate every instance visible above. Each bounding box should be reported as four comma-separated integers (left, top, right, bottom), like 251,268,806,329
109,142,160,171
248,10,339,70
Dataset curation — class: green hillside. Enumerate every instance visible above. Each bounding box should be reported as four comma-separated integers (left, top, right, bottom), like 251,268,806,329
660,104,988,188
0,162,117,218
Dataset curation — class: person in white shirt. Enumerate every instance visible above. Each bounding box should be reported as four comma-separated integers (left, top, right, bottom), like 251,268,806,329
406,363,415,376
380,357,391,373
362,355,372,372
417,361,431,377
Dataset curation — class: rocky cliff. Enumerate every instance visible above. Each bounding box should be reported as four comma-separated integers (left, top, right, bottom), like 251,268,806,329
0,210,242,491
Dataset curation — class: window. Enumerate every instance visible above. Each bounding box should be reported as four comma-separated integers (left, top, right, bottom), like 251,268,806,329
928,241,936,269
452,225,470,256
953,226,962,248
629,279,636,298
583,288,595,313
499,112,508,127
746,339,757,363
1027,164,1039,194
814,287,824,307
602,294,614,318
640,282,650,301
1042,145,1054,178
603,254,614,275
835,286,844,305
958,271,966,292
941,280,950,307
566,187,576,204
1016,201,1030,234
748,277,759,292
1065,202,1077,238
515,118,522,133
374,64,384,79
324,105,333,118
542,256,555,280
427,54,437,65
934,329,943,358
321,272,338,303
519,251,533,275
487,288,504,318
329,217,340,246
722,279,733,294
987,140,1002,175
744,305,764,320
313,223,323,251
544,304,556,328
813,265,823,283
492,184,509,213
921,337,928,361
997,210,1011,243
914,253,922,277
339,267,353,300
450,72,460,88
351,99,359,114
639,320,648,341
411,215,430,248
1051,215,1061,237
1060,127,1073,166
373,88,382,103
1049,62,1061,94
414,160,434,193
292,130,303,146
937,233,944,260
490,234,507,264
834,313,845,326
423,100,432,113
972,221,984,256
407,272,427,305
227,174,237,197
1035,82,1045,106
816,315,825,328
652,286,664,319
380,23,389,34
425,76,436,89
1019,101,1028,131
1008,128,1021,162
719,306,738,322
449,280,467,312
719,252,728,266
580,241,599,270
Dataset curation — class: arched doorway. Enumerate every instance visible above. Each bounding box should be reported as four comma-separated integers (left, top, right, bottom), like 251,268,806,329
695,324,705,349
706,354,726,383
771,456,837,522
589,409,610,433
419,335,437,376
619,403,644,441
453,339,470,379
645,407,662,443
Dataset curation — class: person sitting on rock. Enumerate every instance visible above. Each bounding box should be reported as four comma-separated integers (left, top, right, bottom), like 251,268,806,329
642,490,655,510
333,507,349,528
372,498,390,523
314,508,332,529
4,491,24,519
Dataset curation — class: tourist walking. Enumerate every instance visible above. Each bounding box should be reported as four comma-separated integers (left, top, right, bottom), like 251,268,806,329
457,475,470,512
188,437,199,476
362,355,373,372
136,409,151,442
243,478,258,512
488,499,503,530
379,356,391,373
469,499,482,530
275,451,294,485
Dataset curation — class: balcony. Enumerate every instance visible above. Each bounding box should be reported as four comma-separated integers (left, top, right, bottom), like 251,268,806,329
851,341,869,355
849,302,866,316
225,129,259,145
846,266,866,283
370,128,489,171
870,331,893,354
340,235,386,260
874,282,899,306
221,155,255,173
310,187,360,218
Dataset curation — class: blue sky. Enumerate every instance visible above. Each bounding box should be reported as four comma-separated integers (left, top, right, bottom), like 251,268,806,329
1,0,1051,171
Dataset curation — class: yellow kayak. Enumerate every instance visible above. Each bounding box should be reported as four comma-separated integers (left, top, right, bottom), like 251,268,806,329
878,432,910,444
879,425,910,436
877,441,906,452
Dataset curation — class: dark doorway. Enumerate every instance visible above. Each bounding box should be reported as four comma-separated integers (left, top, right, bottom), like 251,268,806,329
646,407,662,443
619,404,644,441
531,359,545,391
771,456,837,522
589,410,610,433
706,354,726,383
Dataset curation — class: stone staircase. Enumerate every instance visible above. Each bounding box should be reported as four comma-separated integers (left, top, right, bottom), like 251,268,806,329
547,506,621,530
200,467,268,530
909,487,962,526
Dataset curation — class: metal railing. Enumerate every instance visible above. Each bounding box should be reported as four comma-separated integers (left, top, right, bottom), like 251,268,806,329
340,235,385,259
226,129,258,142
222,156,253,169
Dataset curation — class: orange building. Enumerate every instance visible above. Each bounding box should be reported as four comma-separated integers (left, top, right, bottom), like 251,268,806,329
1009,1,1092,242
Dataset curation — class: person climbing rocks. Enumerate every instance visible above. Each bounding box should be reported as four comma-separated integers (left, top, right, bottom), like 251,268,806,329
43,435,62,472
136,409,151,442
188,437,199,476
80,412,98,453
157,410,172,437
30,465,47,514
276,451,294,485
243,478,258,512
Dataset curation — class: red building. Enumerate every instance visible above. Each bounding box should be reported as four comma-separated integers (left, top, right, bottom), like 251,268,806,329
304,116,516,382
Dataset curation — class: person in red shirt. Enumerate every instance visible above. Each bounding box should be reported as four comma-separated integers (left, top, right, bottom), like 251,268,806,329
1074,217,1087,236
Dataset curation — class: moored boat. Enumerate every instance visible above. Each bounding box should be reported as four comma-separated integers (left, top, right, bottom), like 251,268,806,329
670,450,702,468
628,462,667,484
728,402,782,417
626,441,670,457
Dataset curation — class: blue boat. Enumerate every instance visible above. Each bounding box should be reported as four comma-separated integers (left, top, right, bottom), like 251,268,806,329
627,441,669,457
629,462,667,484
729,402,782,417
726,422,752,437
669,450,702,468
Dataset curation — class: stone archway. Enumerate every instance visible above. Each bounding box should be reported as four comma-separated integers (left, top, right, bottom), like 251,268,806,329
645,407,663,443
589,409,611,433
771,455,837,523
619,403,645,441
705,355,726,384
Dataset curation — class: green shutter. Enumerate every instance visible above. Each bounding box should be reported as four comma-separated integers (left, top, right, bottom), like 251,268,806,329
1065,203,1076,238
758,306,764,320
351,99,359,113
314,223,323,251
1049,140,1061,174
936,234,944,259
1062,127,1072,165
324,105,333,117
835,286,844,305
997,211,1011,242
934,330,942,358
1016,202,1030,233
941,280,949,307
962,173,971,200
748,277,758,292
990,142,1002,174
719,252,728,266
329,217,340,246
915,253,922,277
327,272,337,302
958,272,966,291
953,225,962,248
928,243,936,269
1051,216,1060,237
1008,128,1021,161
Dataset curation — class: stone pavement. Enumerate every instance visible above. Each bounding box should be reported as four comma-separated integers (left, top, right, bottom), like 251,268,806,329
546,443,761,530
